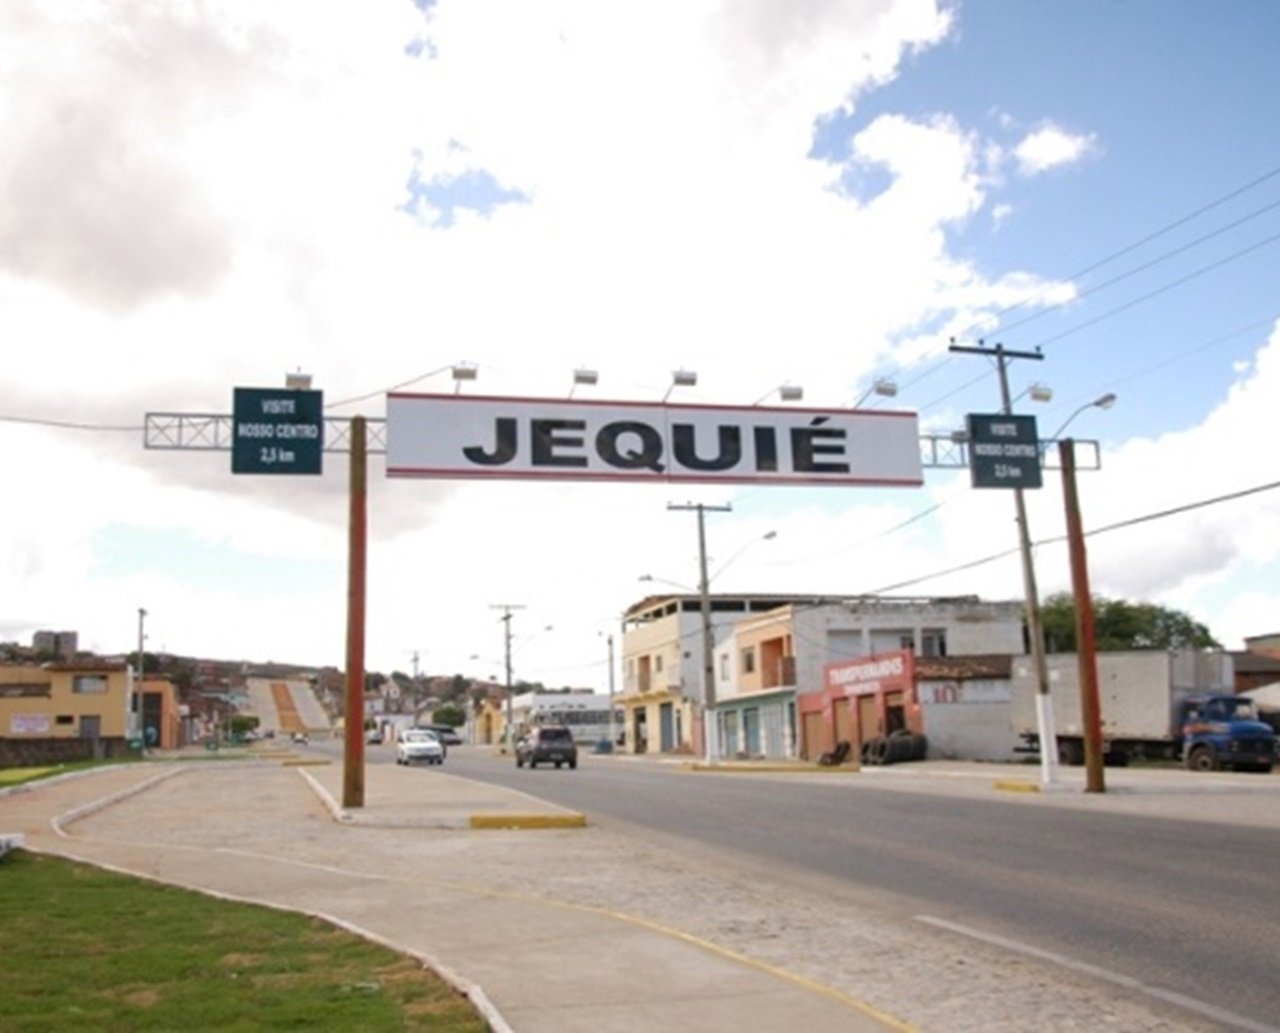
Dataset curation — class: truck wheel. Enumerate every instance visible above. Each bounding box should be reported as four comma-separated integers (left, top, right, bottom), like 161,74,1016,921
1057,740,1084,766
1186,746,1219,772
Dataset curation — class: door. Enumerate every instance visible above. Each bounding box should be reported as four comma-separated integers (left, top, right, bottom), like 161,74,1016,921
801,711,827,761
743,707,761,756
659,702,675,752
833,697,853,746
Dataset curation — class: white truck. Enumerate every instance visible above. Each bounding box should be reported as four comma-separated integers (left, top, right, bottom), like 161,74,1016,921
1012,649,1275,772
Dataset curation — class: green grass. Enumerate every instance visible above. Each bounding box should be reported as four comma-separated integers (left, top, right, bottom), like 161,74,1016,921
0,758,145,789
0,851,486,1032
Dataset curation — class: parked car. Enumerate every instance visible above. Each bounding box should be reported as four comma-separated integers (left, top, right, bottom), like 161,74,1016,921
396,728,444,766
515,726,578,770
423,724,463,746
291,731,309,745
366,727,382,745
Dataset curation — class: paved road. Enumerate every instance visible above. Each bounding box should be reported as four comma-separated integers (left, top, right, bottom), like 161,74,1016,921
429,747,1280,1031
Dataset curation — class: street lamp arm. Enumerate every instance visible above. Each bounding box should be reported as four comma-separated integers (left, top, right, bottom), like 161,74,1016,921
1049,393,1117,440
707,530,777,584
638,573,695,593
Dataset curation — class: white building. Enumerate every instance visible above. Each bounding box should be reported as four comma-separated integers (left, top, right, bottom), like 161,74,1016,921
620,593,1025,757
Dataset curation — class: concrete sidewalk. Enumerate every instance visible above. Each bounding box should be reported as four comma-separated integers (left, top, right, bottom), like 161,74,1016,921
0,758,906,1033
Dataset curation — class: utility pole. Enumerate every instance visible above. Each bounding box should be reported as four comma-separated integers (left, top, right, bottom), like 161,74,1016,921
667,502,732,763
135,607,146,744
606,632,617,749
343,415,367,808
1060,439,1105,792
949,340,1058,786
490,604,525,754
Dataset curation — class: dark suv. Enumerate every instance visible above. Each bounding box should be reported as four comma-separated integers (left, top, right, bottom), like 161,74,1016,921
516,726,578,770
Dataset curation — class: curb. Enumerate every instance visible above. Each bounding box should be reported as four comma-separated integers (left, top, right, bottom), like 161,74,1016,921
994,780,1041,794
469,813,587,830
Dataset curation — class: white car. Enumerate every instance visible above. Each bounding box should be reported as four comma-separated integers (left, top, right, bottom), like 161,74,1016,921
395,728,444,766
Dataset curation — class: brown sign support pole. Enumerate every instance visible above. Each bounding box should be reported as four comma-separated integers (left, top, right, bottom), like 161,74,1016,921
343,415,367,808
1060,439,1105,793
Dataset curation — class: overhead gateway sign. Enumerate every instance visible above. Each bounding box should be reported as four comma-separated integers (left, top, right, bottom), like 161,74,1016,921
386,394,922,486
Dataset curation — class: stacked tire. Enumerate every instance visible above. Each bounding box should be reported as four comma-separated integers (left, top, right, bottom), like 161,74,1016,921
862,730,927,765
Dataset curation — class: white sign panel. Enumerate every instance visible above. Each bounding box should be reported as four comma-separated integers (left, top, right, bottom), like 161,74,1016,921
11,714,51,735
387,394,923,486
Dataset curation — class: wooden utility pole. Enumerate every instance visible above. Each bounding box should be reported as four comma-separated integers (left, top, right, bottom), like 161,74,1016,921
1060,439,1105,792
343,415,367,808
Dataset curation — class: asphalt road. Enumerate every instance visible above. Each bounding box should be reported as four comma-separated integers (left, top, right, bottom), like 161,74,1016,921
399,746,1280,1032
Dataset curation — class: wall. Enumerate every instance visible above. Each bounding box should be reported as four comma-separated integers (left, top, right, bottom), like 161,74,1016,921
917,677,1020,761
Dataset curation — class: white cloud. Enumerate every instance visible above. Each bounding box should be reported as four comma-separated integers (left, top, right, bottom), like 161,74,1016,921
1013,123,1097,175
3,0,1267,676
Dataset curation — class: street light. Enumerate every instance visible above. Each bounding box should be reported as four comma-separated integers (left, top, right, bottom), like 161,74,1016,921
752,384,804,404
663,369,698,402
569,368,599,398
1049,393,1117,440
1014,382,1053,404
451,364,478,393
853,378,898,407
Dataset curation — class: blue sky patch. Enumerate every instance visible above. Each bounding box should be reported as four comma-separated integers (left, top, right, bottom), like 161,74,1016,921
402,166,529,228
90,525,337,595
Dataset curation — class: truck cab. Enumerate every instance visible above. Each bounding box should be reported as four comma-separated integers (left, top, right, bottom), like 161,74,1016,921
1179,695,1275,773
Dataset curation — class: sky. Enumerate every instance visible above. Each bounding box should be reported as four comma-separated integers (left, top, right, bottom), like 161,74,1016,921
3,0,1279,692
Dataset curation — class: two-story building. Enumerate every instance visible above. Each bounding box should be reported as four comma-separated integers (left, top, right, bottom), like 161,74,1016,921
0,661,133,766
619,593,1025,758
619,593,810,754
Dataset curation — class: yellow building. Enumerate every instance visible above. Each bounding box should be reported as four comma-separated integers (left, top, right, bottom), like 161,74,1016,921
0,661,133,765
472,697,509,747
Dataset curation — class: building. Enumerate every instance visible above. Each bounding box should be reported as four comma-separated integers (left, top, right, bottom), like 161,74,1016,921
31,630,79,661
0,661,133,765
509,691,621,744
620,592,1025,757
1232,644,1280,692
1243,632,1280,658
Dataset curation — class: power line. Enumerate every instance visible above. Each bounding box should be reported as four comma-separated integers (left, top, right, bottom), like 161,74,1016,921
996,197,1280,339
958,162,1280,343
0,413,142,432
1031,227,1280,351
862,477,1280,596
873,164,1280,413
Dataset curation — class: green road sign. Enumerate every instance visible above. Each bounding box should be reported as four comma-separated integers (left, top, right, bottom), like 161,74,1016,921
232,387,324,475
966,413,1042,489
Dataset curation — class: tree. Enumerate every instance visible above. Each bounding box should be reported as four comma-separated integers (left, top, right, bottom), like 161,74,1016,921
1041,593,1220,653
431,704,466,728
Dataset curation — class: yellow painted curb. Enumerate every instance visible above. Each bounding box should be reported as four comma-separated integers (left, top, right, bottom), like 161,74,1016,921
282,758,332,768
469,813,587,830
993,779,1040,793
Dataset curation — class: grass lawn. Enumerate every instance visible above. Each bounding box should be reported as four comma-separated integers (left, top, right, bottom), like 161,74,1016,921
0,851,486,1031
0,759,142,790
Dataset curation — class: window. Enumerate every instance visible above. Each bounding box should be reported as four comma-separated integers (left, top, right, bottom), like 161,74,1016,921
719,653,730,680
741,648,756,674
72,675,108,694
56,715,74,725
655,654,664,673
921,630,947,657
